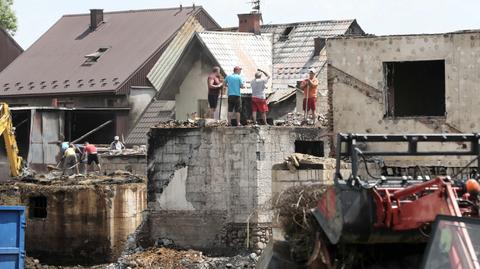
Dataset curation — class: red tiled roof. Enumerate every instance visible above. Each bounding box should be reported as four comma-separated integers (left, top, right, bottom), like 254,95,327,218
0,6,216,97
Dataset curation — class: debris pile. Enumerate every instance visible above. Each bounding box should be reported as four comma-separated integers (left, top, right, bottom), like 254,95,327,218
274,112,328,127
25,256,106,269
272,184,327,262
17,170,145,186
101,146,147,156
283,153,349,172
108,247,257,269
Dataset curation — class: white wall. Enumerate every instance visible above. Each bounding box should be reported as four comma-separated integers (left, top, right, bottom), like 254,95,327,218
128,87,156,125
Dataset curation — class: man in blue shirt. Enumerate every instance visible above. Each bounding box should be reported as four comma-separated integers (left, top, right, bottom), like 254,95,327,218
225,66,245,126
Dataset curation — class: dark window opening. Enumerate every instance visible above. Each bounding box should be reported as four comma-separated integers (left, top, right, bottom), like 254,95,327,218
11,110,31,158
29,196,47,219
295,140,324,157
64,111,116,144
384,60,445,117
279,26,295,41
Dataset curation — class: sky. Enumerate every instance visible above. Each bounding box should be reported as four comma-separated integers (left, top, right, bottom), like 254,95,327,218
12,0,480,49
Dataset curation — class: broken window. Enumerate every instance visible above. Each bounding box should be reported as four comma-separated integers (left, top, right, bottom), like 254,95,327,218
295,140,324,157
384,60,446,117
29,196,47,219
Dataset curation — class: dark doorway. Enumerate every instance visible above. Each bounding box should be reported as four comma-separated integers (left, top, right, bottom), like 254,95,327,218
384,60,445,117
29,196,47,219
65,111,115,144
295,140,324,157
11,110,31,158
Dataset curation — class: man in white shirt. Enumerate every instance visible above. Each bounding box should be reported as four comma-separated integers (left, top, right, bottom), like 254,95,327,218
250,69,270,125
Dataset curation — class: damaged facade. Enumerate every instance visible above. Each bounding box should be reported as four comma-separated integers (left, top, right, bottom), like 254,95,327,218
0,179,146,265
327,31,480,168
136,126,331,254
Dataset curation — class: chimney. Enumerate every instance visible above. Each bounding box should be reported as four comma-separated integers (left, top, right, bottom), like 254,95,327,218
314,37,326,56
90,9,104,31
238,13,262,35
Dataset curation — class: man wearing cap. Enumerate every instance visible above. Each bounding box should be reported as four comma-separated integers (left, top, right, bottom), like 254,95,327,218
206,66,224,119
110,136,125,151
225,66,245,126
251,69,270,125
300,68,319,123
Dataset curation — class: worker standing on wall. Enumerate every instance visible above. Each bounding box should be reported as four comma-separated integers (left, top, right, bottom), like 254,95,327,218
206,66,224,119
225,66,245,126
300,68,319,124
250,69,270,125
83,141,101,174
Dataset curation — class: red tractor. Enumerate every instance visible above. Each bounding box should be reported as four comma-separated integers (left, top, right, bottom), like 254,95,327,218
307,134,480,268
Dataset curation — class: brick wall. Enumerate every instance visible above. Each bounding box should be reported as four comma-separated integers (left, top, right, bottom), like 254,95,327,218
100,154,146,176
141,126,329,254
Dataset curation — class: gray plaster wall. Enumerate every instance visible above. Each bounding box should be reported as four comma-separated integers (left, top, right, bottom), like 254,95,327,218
327,32,480,166
144,126,328,252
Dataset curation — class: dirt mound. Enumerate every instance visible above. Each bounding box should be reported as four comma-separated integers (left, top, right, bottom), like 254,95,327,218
113,247,257,269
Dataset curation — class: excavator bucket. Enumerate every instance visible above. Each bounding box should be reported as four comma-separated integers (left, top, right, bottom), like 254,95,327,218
311,184,377,245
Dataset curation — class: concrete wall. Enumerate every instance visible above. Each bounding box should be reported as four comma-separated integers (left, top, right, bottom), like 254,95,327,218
0,182,146,265
142,126,329,253
327,32,480,166
174,58,228,121
128,87,156,127
101,153,147,176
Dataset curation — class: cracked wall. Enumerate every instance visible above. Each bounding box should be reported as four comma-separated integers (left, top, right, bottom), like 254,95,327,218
144,126,328,253
0,182,146,265
327,32,480,166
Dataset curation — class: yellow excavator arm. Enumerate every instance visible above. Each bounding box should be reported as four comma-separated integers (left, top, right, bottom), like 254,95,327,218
0,103,23,177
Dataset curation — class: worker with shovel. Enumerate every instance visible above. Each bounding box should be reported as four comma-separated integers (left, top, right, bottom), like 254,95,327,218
63,144,79,176
300,68,319,124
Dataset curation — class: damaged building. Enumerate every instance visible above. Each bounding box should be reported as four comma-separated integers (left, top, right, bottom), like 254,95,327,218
327,30,480,170
136,125,332,254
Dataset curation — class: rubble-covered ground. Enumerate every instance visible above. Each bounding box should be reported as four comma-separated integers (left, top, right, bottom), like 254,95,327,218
26,247,257,269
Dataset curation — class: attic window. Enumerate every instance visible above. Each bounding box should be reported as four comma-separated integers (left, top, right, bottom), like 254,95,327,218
83,47,109,65
280,26,295,41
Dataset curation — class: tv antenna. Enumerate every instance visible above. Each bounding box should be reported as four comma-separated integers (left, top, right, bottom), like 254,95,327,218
248,0,261,13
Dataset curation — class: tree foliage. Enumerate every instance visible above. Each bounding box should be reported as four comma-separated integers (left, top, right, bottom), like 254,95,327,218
0,0,17,35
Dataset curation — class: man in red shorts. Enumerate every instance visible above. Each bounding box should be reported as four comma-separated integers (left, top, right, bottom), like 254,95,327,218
250,69,270,125
300,68,319,123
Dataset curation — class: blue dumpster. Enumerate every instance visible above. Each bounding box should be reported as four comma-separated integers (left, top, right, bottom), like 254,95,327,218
0,206,26,269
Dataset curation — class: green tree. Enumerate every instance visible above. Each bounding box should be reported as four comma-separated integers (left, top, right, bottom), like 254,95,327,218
0,0,17,35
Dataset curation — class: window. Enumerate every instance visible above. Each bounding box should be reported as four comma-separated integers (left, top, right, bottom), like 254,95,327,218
279,26,295,41
295,140,324,157
384,60,445,117
29,196,47,219
83,47,110,65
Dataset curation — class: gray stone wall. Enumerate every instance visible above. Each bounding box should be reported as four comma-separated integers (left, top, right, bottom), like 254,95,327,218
101,154,146,176
143,126,329,253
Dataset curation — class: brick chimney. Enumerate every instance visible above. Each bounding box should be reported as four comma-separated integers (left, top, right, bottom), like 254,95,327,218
90,9,104,31
238,13,262,35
